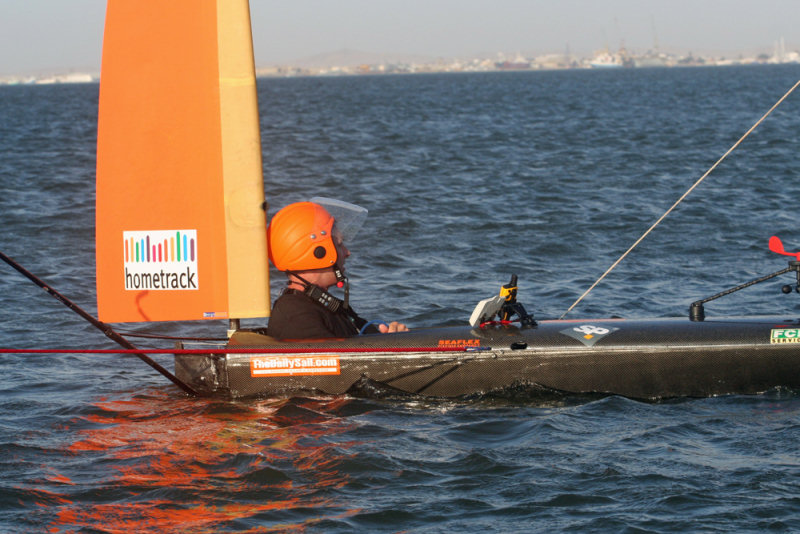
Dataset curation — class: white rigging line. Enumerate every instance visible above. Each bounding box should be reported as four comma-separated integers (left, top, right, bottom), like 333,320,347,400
561,78,800,319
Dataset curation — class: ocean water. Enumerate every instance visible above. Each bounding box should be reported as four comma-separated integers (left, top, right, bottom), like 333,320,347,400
2,65,800,532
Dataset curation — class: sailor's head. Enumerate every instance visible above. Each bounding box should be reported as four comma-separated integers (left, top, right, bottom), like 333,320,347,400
267,198,366,277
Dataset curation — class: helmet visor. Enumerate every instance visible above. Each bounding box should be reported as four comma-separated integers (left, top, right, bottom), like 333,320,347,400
311,197,368,244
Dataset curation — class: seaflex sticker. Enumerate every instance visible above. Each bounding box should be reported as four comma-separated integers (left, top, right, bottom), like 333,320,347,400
561,324,619,347
438,339,481,348
250,355,341,377
770,328,800,344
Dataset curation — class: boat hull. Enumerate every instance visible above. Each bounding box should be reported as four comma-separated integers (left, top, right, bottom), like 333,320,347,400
174,316,800,400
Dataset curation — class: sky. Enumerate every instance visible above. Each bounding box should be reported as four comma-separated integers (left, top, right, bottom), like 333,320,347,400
1,0,798,75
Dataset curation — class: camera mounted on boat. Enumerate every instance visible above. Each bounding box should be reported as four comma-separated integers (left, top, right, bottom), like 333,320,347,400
469,274,536,328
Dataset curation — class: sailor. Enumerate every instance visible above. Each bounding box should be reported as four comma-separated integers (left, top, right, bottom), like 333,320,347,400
265,198,408,340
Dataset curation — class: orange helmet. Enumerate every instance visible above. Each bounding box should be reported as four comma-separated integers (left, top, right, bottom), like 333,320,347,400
267,202,337,271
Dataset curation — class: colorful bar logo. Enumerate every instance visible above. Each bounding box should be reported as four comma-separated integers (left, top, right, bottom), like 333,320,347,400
250,356,341,377
123,230,199,291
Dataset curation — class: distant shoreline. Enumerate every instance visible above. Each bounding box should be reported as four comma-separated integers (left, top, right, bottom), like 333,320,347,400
2,58,799,87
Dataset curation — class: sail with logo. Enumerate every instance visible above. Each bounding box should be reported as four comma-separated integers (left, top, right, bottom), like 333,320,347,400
95,0,270,323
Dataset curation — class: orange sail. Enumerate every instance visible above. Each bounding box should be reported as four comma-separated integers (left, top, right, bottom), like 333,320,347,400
96,0,270,322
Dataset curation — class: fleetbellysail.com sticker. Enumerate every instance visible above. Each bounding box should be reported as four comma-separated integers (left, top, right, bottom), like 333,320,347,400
561,324,619,347
250,356,341,377
771,328,800,344
123,230,198,290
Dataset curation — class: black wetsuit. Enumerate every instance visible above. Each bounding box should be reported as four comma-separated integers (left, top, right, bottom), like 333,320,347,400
266,289,379,340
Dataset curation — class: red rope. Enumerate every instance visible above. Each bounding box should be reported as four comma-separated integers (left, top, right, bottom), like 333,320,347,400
0,346,474,355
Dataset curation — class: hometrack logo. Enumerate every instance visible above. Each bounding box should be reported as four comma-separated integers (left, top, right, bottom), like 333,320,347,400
123,230,199,291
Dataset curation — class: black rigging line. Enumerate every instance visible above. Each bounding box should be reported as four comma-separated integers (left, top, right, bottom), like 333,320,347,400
0,250,199,396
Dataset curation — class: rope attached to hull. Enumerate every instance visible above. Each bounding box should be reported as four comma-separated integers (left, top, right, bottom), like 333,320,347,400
561,79,800,319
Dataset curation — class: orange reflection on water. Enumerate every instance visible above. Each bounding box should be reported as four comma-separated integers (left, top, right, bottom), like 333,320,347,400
55,499,301,534
47,391,364,533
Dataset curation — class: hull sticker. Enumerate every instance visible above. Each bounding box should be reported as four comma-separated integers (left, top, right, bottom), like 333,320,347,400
250,355,341,377
561,325,619,347
438,339,481,348
770,328,800,344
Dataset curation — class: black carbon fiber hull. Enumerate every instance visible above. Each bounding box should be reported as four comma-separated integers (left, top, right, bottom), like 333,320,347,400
174,316,800,400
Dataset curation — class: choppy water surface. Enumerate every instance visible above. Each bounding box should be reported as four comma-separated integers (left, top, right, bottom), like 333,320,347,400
2,65,800,532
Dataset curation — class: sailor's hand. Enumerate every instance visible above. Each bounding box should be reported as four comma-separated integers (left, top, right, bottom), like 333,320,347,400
379,321,408,333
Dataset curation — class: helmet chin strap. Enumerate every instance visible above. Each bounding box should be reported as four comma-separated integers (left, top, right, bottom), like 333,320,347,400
287,264,350,312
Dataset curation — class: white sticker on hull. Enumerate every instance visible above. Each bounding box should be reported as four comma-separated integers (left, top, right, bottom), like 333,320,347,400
250,355,341,377
561,325,619,347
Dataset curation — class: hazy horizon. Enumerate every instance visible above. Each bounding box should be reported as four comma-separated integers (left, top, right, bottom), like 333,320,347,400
1,0,797,76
